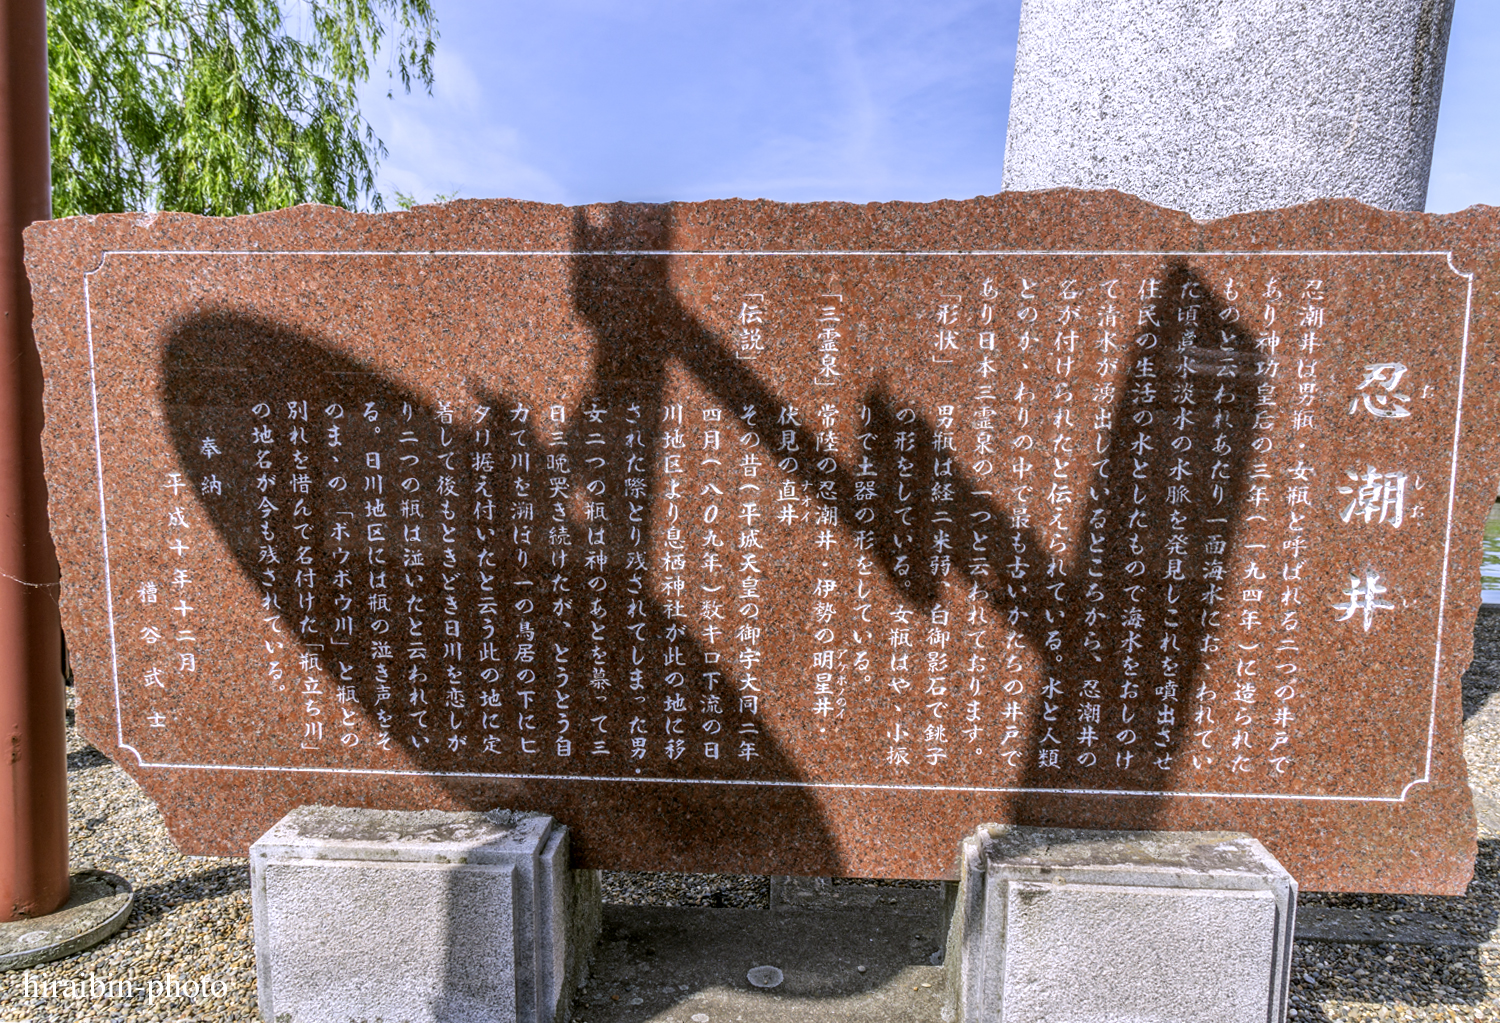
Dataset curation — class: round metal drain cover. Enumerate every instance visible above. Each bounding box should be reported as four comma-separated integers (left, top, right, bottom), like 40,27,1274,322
747,965,784,989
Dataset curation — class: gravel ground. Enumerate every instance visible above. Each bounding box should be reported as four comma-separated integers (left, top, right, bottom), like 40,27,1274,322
1270,606,1500,1022
4,612,1500,1020
0,707,258,1022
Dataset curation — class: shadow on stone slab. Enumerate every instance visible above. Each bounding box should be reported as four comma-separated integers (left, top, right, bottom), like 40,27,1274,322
571,903,948,1023
159,243,847,878
151,211,1275,879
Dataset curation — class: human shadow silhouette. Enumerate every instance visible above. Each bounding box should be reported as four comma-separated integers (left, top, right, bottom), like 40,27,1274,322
159,203,1274,1015
159,284,840,1017
563,207,1265,824
159,310,845,865
159,205,1272,852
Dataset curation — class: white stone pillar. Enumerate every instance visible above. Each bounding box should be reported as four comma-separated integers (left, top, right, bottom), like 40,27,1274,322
944,825,1297,1023
1002,0,1455,218
251,807,601,1023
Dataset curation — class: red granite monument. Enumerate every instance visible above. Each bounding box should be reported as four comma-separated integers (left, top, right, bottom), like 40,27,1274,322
24,192,1500,893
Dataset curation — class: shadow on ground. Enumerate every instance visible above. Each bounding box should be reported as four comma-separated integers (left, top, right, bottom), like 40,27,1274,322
1462,606,1500,720
1254,834,1500,1019
67,744,111,771
125,864,251,928
1287,941,1496,1020
572,897,948,1023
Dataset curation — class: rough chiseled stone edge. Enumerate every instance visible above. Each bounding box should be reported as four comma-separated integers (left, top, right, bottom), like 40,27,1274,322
22,193,1499,892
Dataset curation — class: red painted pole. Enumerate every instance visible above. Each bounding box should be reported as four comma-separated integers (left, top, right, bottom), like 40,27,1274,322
0,0,67,921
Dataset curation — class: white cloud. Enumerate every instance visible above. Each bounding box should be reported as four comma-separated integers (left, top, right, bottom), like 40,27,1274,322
358,39,567,205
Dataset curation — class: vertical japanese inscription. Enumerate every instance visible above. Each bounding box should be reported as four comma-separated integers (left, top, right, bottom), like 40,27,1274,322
99,250,1464,800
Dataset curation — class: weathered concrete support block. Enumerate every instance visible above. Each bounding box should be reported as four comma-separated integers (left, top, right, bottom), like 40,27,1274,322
944,825,1295,1023
251,806,601,1023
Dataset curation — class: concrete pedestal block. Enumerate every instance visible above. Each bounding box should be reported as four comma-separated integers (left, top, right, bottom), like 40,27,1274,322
250,806,601,1023
943,825,1295,1023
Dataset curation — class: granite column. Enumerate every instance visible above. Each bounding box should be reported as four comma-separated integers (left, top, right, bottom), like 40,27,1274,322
1002,0,1456,219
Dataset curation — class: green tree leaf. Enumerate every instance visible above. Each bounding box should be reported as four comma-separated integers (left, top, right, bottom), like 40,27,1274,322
48,0,438,217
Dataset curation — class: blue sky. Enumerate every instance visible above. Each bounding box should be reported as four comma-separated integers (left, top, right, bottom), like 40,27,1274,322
358,0,1495,213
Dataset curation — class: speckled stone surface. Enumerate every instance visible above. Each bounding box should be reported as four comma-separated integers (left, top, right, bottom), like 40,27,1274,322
1003,0,1454,219
22,192,1500,894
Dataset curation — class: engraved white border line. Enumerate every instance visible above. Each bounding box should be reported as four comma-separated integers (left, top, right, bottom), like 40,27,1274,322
56,758,1420,803
82,275,136,763
90,249,1463,260
80,249,1472,802
1425,257,1478,791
